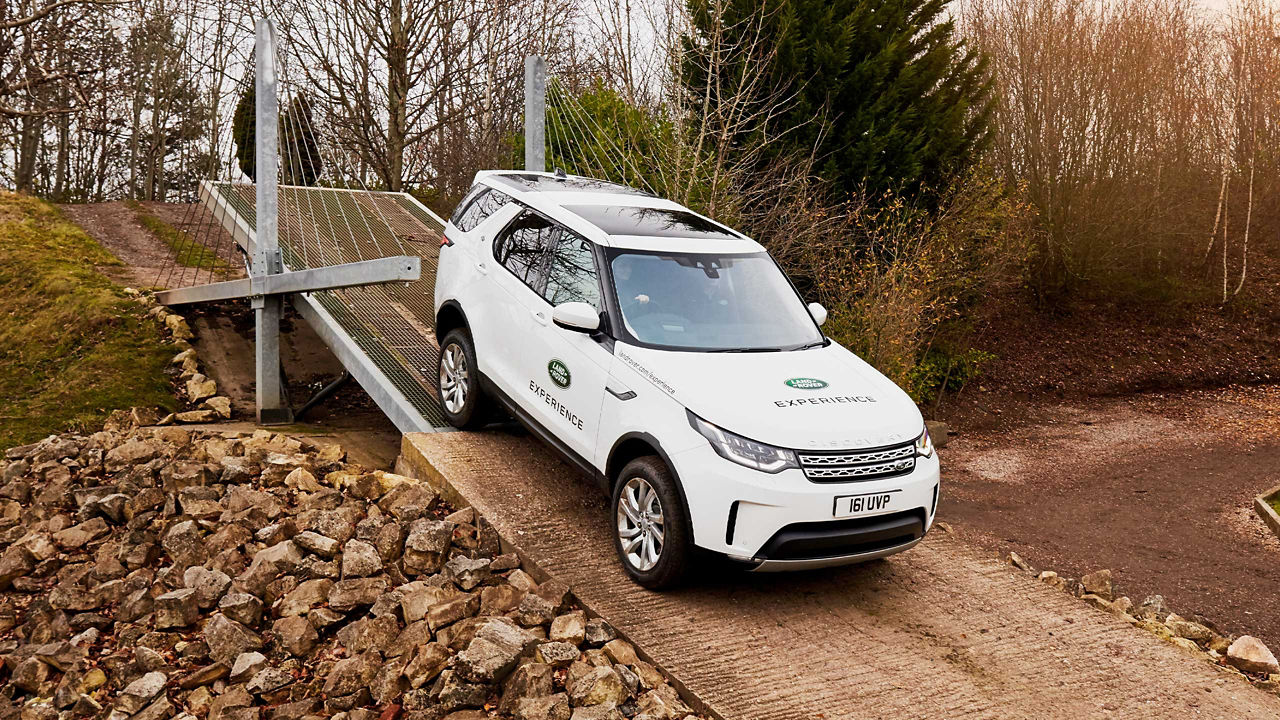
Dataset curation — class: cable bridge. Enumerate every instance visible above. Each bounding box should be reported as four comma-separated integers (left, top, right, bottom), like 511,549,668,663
158,181,451,432
152,19,487,432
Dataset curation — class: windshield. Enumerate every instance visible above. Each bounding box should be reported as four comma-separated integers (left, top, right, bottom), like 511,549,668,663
607,251,824,351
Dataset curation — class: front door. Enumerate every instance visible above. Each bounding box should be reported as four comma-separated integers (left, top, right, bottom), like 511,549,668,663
490,209,610,467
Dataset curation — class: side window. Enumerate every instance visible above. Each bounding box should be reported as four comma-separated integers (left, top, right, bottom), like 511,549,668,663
543,230,601,309
451,186,512,233
449,185,486,228
494,210,558,293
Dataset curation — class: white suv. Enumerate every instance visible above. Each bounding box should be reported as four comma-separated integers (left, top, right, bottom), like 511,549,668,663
434,171,940,588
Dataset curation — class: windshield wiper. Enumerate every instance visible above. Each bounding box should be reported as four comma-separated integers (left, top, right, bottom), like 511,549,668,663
793,340,827,350
710,347,786,353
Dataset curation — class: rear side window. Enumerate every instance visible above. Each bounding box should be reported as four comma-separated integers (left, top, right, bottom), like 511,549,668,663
451,186,511,233
494,210,559,293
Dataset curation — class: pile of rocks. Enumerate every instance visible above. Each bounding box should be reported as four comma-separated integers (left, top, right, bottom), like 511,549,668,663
0,426,701,720
1006,554,1280,691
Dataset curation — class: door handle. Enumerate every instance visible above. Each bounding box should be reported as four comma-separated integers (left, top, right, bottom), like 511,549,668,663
531,309,548,326
476,260,487,274
606,378,636,401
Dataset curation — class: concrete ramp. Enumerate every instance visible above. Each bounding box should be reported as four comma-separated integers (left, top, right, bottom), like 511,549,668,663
399,430,1280,719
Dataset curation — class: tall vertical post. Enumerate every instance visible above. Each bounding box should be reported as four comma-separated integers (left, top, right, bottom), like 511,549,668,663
524,55,546,172
253,19,292,425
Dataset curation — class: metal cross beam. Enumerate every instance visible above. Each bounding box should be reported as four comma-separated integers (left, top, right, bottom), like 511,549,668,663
154,256,422,306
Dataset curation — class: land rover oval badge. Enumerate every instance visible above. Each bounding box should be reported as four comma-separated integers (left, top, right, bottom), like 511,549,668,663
785,377,828,390
548,359,571,389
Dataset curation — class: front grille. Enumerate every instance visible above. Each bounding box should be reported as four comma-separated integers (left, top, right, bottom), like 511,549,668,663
798,441,917,483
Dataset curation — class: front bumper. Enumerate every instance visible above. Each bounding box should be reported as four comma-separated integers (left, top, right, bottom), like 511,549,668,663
671,442,940,567
750,536,924,572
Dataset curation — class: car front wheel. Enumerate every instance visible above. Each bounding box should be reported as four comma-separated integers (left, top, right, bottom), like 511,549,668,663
612,456,691,589
436,328,489,429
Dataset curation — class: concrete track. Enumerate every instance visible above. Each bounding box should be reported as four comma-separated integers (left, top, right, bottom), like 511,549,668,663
399,430,1280,720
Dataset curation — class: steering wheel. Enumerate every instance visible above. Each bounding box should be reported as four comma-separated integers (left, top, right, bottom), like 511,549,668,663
628,312,692,340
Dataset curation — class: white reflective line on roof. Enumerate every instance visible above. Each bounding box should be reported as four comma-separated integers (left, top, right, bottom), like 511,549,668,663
535,192,681,209
604,235,764,253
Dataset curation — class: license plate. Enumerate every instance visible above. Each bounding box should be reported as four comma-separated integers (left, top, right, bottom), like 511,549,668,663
833,490,902,518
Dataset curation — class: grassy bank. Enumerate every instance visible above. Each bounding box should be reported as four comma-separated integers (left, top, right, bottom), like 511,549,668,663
0,193,174,447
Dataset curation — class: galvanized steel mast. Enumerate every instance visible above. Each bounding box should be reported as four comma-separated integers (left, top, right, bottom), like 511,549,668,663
525,55,546,173
253,18,291,424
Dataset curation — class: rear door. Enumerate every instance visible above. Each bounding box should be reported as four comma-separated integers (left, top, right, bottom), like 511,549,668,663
455,198,521,383
481,209,557,403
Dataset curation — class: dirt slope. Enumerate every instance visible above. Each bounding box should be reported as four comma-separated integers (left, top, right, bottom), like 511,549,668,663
60,201,242,290
942,385,1280,650
59,202,171,289
402,431,1280,719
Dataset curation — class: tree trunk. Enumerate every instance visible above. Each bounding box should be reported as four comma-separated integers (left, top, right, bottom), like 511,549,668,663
16,114,43,194
386,0,408,192
130,83,144,198
54,112,70,201
94,123,109,202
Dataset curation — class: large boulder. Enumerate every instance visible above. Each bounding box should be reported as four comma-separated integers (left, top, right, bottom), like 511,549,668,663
456,618,538,683
184,566,232,609
204,614,264,664
335,615,400,654
154,587,200,628
323,651,382,696
328,577,389,612
116,671,166,715
403,518,454,575
1226,636,1279,674
1165,615,1213,645
341,539,383,578
404,642,451,689
1080,569,1113,601
550,612,586,645
104,439,163,472
277,578,334,617
273,615,320,657
568,666,629,707
218,592,264,627
52,518,109,550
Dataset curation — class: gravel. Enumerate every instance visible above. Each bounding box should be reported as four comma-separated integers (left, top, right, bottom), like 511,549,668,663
0,425,701,720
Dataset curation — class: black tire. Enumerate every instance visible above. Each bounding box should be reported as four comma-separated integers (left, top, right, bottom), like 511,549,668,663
436,328,490,430
611,456,692,589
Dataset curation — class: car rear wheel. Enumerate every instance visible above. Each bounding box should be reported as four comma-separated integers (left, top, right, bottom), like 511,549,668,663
612,456,691,589
436,328,489,429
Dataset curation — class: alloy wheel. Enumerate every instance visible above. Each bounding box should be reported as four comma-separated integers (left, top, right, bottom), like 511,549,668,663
617,476,665,571
439,342,469,414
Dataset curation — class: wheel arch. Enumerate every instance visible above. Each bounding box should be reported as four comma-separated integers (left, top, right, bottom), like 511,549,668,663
607,432,694,530
435,301,469,344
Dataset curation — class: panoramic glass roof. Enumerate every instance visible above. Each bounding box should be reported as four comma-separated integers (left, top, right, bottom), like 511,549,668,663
490,173,652,196
564,205,743,241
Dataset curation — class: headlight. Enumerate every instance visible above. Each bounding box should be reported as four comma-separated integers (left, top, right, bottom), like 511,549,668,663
688,411,799,473
915,427,934,458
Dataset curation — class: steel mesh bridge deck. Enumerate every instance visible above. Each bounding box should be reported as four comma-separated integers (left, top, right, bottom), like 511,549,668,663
202,181,451,431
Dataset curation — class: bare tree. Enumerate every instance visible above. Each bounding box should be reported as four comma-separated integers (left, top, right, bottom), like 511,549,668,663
0,0,126,119
276,0,579,198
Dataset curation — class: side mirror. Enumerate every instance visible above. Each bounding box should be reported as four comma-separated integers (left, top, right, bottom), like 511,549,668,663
552,302,601,333
808,302,828,327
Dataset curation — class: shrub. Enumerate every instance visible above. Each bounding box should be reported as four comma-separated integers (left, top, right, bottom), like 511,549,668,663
761,172,1033,397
